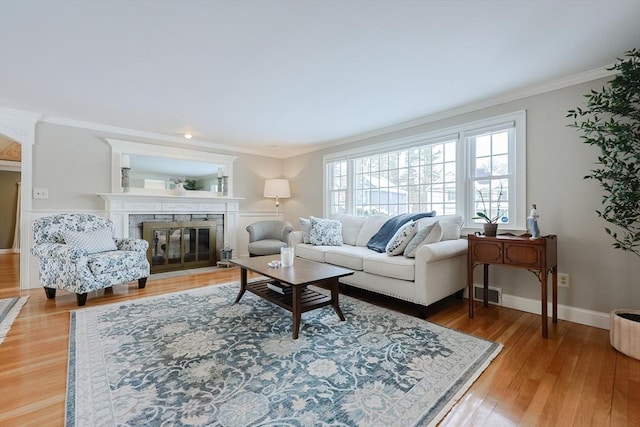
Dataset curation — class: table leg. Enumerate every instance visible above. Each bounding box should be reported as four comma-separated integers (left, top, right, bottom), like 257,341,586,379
330,278,346,321
541,270,548,338
468,261,474,318
292,285,301,339
483,264,489,307
234,267,247,303
552,266,558,324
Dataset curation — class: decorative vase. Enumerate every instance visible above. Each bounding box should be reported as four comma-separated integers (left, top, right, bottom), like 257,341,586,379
174,182,188,196
483,223,498,237
610,309,640,360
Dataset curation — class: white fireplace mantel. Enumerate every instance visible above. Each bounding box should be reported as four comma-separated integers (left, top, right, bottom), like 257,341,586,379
98,192,244,250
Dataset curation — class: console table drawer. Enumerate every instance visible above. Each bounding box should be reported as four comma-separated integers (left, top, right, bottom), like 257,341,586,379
503,242,542,268
470,240,503,263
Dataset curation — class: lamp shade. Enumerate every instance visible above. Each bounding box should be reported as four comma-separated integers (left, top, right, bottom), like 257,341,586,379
263,179,291,198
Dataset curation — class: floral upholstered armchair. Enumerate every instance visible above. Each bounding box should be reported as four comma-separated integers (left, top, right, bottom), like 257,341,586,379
31,214,150,306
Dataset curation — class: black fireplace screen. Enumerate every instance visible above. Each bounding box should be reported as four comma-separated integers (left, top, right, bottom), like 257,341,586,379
142,220,217,273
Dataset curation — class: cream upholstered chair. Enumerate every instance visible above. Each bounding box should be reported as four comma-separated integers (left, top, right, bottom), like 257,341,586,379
31,213,150,306
246,220,293,256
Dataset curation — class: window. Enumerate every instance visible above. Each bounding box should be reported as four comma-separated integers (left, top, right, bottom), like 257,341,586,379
324,111,526,230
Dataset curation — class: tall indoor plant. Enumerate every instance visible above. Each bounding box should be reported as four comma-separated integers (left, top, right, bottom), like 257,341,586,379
568,48,640,359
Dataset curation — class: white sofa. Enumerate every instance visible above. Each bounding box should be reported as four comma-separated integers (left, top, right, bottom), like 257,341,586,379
289,214,468,313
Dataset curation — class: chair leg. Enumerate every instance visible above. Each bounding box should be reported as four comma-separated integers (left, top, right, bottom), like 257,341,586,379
138,277,147,289
44,287,56,299
76,293,88,306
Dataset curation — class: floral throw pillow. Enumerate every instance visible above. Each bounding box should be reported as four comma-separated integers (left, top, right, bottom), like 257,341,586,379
385,220,418,256
310,217,343,246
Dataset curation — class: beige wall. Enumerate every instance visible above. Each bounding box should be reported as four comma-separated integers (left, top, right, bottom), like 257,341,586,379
31,123,283,212
285,77,640,314
0,171,20,248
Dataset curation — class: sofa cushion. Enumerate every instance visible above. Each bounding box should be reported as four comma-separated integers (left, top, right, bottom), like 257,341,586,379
310,217,343,246
385,220,418,255
362,252,415,281
87,250,146,275
294,243,333,263
339,215,367,246
299,218,311,243
355,215,389,247
417,215,464,241
404,221,443,258
62,227,117,254
324,246,373,271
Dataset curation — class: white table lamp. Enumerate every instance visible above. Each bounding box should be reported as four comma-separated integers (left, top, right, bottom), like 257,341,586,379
264,179,291,216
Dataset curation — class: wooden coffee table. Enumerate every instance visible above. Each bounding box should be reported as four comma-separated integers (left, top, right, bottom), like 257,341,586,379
231,254,354,339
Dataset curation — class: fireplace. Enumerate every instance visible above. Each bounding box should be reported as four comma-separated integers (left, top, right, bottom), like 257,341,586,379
143,220,217,273
97,192,242,274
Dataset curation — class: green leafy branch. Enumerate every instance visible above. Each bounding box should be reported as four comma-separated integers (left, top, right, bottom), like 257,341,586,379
567,48,640,257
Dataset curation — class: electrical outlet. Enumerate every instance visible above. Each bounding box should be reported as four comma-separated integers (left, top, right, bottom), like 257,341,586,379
33,188,49,199
558,273,570,288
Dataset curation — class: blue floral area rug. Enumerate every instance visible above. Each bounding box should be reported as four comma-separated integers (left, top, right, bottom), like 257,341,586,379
0,296,28,344
67,282,502,427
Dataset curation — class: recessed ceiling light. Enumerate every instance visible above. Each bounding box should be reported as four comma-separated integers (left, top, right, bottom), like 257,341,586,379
184,133,193,139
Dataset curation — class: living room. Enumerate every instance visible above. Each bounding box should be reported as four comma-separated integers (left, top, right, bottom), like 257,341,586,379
1,1,639,426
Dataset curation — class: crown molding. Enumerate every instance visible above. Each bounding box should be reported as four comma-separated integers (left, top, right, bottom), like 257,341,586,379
39,115,273,157
0,160,21,172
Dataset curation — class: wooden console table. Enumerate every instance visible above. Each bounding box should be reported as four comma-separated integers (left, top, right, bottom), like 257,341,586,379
467,234,558,338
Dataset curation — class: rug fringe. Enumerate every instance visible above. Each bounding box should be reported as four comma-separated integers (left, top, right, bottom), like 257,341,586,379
0,296,29,344
427,342,504,427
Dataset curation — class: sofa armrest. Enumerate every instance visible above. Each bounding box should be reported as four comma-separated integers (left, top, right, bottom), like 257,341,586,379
289,230,303,246
115,238,149,252
31,243,87,262
415,239,467,263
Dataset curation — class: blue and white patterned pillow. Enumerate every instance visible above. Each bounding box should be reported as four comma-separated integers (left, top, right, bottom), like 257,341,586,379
404,221,443,257
385,220,418,255
310,217,343,246
299,217,311,244
62,227,117,254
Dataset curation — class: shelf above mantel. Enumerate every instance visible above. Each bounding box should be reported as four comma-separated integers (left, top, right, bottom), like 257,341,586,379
97,192,244,203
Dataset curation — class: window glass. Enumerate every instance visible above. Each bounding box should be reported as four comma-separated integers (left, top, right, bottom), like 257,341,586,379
325,111,525,230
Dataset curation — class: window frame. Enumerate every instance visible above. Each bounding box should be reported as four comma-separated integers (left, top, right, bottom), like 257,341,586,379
323,110,527,232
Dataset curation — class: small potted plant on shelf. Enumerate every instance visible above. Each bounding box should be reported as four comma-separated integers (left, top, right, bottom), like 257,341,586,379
170,176,188,196
568,48,640,360
473,184,505,237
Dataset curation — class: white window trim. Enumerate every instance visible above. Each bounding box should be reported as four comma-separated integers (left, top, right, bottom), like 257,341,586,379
323,110,527,232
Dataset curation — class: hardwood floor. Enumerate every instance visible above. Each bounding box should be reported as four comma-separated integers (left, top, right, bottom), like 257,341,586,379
0,253,638,426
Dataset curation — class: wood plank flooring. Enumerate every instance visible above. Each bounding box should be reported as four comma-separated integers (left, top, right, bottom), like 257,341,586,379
0,253,638,426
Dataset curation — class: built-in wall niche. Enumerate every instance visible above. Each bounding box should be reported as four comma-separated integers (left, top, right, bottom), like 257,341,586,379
106,138,237,196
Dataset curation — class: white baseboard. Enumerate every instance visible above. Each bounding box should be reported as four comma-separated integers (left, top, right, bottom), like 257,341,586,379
466,285,610,330
0,248,16,254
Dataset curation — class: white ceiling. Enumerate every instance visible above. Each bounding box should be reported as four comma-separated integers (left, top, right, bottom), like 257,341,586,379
1,1,639,157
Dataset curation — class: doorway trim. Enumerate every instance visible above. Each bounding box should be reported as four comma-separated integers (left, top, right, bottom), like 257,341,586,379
0,107,40,290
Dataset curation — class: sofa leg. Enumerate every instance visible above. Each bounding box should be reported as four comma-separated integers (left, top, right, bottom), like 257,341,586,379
417,305,428,319
44,287,56,299
138,277,147,289
339,283,351,295
76,293,88,306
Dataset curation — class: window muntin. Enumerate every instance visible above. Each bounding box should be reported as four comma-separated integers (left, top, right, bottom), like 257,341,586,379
469,129,512,225
343,139,457,216
324,111,526,230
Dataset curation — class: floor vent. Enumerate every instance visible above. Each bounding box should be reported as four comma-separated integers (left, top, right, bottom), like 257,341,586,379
473,285,502,305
